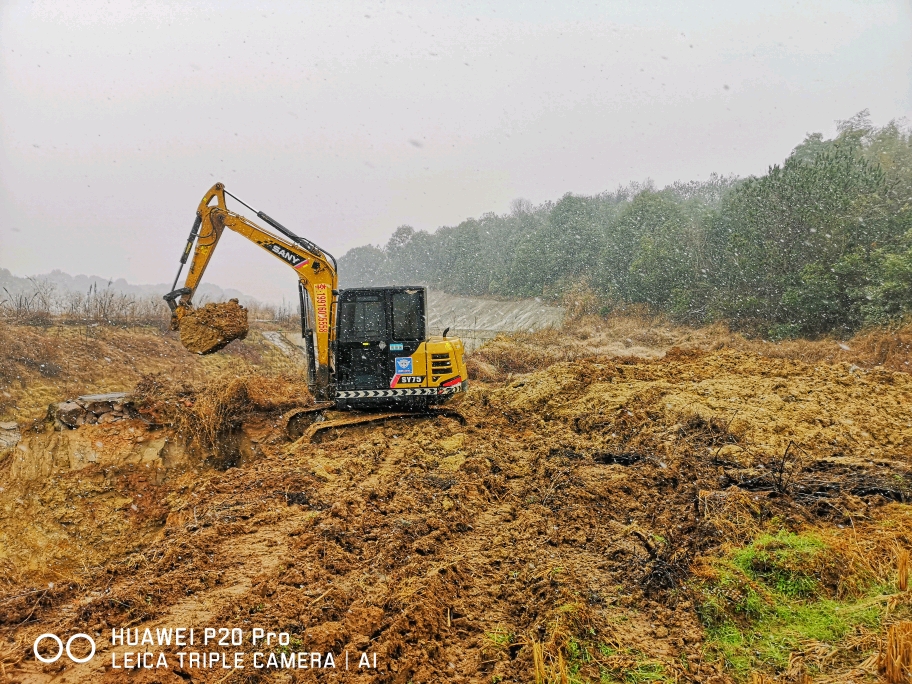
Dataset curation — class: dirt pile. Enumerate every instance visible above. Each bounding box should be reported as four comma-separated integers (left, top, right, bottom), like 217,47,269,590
132,370,312,451
0,370,311,594
178,299,249,354
0,321,311,425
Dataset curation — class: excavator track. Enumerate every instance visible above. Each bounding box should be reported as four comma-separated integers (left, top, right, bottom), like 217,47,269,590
281,402,336,440
286,406,466,447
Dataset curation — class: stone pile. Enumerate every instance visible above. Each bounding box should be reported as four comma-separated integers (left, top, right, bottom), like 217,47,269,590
50,392,134,428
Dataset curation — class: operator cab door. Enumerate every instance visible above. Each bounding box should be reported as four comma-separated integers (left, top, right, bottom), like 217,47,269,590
335,288,426,393
336,291,390,391
388,288,426,384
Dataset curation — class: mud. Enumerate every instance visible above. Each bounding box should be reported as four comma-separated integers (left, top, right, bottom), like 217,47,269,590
179,300,249,355
2,346,912,683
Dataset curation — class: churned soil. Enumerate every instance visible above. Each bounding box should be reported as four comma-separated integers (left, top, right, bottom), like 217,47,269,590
179,300,250,355
3,338,912,682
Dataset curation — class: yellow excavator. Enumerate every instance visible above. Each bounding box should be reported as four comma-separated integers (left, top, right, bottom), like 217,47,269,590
164,182,468,441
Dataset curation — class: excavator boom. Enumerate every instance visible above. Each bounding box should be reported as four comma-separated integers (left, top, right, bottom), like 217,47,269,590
165,183,337,397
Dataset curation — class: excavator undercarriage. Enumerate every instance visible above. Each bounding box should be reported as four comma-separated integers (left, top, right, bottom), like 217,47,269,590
281,403,466,445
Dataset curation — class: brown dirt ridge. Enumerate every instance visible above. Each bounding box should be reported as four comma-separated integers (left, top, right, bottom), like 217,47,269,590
1,317,912,683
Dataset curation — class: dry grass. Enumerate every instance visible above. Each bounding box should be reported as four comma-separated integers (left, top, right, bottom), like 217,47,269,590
132,370,312,450
881,621,912,683
730,323,912,374
466,314,912,383
0,279,300,328
0,322,188,421
899,549,909,593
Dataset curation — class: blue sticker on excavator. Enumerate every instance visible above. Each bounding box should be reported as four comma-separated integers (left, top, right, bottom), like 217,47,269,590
395,357,413,374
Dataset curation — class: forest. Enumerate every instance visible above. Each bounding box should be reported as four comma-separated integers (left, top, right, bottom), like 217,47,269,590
339,112,912,338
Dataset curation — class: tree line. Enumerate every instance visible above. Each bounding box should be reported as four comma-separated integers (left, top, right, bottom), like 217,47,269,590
339,112,912,338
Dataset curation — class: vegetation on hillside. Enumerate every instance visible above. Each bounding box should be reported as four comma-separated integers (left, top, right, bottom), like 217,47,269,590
341,112,912,338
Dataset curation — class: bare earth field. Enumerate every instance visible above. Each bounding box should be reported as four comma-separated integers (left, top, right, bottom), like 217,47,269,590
2,317,912,683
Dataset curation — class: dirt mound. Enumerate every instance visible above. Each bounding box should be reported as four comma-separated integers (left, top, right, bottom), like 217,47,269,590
178,299,249,354
133,370,312,451
0,370,313,593
5,328,912,682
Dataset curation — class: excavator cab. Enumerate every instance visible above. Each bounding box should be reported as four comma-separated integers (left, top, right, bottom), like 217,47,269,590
335,287,425,393
333,286,466,409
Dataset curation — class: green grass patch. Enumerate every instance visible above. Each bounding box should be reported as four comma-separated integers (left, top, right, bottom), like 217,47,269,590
483,627,514,649
697,529,886,681
730,530,826,598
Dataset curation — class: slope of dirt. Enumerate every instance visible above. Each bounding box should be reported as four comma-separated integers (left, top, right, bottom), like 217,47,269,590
0,322,299,423
3,340,912,683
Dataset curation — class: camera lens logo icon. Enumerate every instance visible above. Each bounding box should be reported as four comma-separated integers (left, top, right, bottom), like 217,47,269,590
33,633,96,664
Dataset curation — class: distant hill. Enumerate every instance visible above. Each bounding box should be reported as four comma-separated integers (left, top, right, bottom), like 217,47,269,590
0,268,258,306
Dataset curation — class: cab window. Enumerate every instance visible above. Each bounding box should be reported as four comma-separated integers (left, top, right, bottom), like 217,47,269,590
339,297,386,341
392,291,424,340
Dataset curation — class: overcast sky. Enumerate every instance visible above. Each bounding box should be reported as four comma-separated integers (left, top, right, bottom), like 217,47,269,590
1,0,910,303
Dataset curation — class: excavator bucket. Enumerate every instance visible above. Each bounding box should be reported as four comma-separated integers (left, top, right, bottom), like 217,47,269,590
178,300,249,355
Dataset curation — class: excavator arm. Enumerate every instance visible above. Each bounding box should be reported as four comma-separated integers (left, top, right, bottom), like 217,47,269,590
165,183,338,397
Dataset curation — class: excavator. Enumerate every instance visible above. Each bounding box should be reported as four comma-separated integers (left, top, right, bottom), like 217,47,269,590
164,182,468,441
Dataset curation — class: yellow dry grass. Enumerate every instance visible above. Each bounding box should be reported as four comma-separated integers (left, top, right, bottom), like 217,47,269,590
881,621,912,683
899,549,909,593
0,322,304,423
467,314,912,384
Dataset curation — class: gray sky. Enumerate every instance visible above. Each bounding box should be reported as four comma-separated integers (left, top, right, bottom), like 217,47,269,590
1,0,910,303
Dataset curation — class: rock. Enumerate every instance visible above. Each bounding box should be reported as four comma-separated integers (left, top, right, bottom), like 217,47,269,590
84,402,112,415
55,401,86,428
77,392,130,403
0,423,20,449
98,412,120,425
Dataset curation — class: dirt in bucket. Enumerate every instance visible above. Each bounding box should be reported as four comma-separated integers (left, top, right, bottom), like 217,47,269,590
178,299,249,354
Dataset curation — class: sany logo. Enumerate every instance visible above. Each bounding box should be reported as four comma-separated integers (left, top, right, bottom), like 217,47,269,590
33,633,96,664
265,242,308,269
